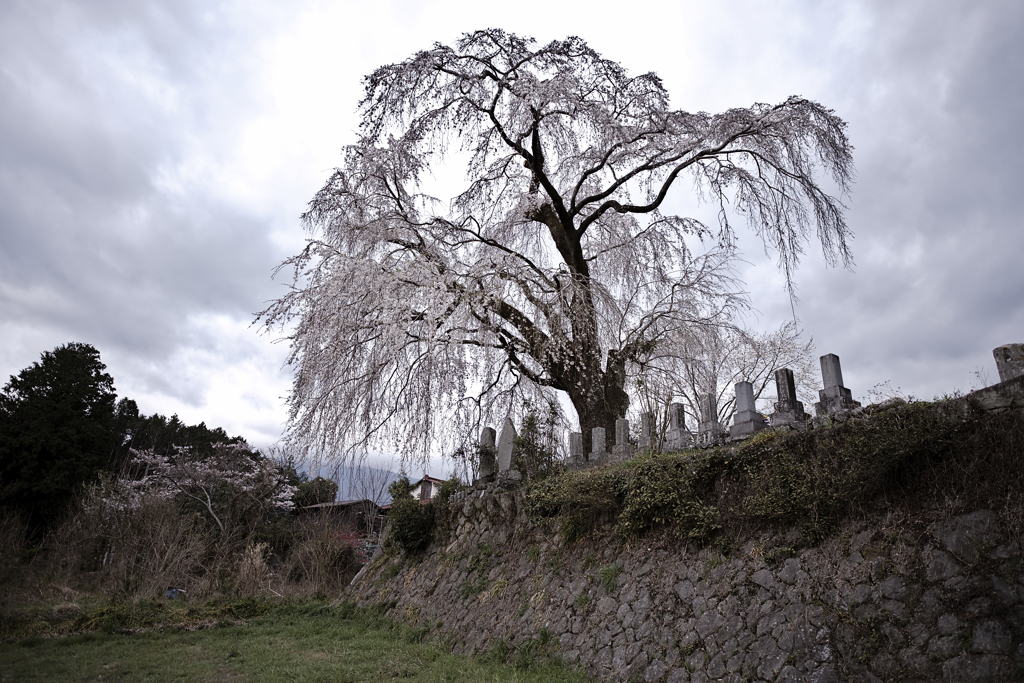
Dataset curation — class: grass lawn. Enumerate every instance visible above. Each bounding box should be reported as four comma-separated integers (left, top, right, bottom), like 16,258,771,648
0,600,588,682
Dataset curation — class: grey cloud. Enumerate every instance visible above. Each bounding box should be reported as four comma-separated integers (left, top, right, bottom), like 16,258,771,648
775,0,1024,399
0,0,289,410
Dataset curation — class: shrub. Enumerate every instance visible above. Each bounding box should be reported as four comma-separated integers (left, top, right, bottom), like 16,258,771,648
431,476,468,542
515,404,562,482
615,451,730,542
51,489,208,599
526,467,620,543
283,512,360,593
527,398,1024,548
384,477,434,554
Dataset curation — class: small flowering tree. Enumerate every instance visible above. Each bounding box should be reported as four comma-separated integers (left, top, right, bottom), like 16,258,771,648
119,442,296,534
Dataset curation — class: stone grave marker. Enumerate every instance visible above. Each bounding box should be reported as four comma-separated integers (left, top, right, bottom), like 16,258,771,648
697,392,726,446
814,354,861,416
496,418,517,472
993,344,1024,383
479,428,495,481
478,426,496,479
729,381,768,438
665,402,693,450
611,418,633,461
639,412,655,451
569,432,583,459
591,426,606,462
769,368,809,428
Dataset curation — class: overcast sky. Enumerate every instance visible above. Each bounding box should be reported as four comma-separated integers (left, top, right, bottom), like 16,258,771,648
2,0,1022,468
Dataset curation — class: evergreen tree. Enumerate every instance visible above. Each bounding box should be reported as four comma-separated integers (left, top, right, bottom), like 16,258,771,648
0,342,117,529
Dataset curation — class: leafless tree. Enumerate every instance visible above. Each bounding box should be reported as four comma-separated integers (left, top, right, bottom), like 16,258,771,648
259,29,853,463
631,320,817,429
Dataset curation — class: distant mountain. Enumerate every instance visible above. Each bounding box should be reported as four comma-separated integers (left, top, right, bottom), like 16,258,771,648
321,464,403,505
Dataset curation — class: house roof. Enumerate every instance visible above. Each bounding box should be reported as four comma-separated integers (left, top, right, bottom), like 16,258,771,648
302,498,381,511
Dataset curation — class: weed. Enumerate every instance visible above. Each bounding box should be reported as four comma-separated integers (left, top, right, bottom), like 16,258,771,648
598,564,621,594
527,545,540,562
404,625,430,643
764,546,795,563
488,638,512,663
546,551,562,573
483,579,509,601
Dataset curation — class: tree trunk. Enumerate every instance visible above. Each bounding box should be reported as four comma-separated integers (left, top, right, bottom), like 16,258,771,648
560,347,630,454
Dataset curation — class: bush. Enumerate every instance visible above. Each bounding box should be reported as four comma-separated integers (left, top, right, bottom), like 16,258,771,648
527,398,1024,547
50,489,208,599
526,467,620,543
515,403,562,482
282,512,360,593
384,477,434,554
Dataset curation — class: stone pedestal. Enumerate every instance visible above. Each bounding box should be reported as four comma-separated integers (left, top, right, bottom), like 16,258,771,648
769,368,810,428
814,354,861,416
993,344,1024,383
729,381,768,438
664,402,693,451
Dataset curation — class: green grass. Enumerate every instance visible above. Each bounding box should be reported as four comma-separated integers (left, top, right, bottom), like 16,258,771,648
0,600,588,682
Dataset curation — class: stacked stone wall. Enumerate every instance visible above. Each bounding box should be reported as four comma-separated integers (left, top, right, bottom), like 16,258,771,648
349,486,1024,682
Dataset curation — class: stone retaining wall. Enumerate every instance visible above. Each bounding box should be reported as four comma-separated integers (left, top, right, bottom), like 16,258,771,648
349,485,1024,682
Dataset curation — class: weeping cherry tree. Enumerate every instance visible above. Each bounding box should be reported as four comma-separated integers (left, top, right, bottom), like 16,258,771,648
259,29,853,462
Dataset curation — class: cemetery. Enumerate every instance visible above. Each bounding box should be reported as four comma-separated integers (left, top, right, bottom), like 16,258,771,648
349,344,1024,682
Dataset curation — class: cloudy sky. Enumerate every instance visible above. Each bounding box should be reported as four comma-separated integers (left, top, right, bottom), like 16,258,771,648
2,0,1021,466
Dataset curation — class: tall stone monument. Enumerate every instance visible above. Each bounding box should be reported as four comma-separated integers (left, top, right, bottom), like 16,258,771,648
769,368,810,428
611,418,633,462
569,432,584,460
697,392,726,447
814,354,861,416
590,426,607,465
664,402,693,451
478,426,496,480
496,418,517,472
729,381,768,438
639,412,656,451
993,344,1024,383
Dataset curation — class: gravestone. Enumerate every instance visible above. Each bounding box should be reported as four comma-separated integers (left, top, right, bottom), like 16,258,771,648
569,432,583,459
478,426,496,480
611,418,633,461
591,426,607,463
569,432,587,469
769,368,810,428
639,412,655,451
496,418,517,472
729,381,768,438
814,354,861,416
993,344,1024,383
664,402,693,450
697,392,726,447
